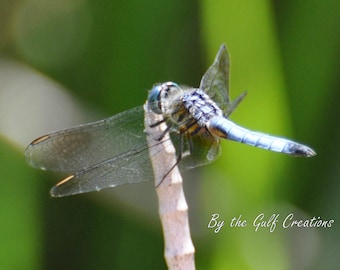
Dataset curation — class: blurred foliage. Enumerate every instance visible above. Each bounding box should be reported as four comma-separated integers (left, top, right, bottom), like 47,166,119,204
0,0,339,269
0,137,42,269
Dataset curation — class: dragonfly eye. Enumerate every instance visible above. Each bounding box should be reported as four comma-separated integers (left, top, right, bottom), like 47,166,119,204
148,82,181,114
148,85,163,114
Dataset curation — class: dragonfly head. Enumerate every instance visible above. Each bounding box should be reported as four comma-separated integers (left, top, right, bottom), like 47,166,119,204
148,82,181,115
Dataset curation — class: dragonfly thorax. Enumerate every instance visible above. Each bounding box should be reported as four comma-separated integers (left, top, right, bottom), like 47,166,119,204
148,82,223,129
182,89,223,127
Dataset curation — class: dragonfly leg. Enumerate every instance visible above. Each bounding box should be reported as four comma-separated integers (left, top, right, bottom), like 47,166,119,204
155,132,184,188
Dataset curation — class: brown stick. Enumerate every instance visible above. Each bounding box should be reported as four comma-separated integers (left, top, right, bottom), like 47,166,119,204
144,103,195,270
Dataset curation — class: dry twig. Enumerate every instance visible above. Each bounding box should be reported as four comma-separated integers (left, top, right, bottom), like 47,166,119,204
144,103,195,270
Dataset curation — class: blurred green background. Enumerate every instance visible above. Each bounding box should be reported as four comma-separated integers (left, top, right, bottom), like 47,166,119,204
0,0,339,269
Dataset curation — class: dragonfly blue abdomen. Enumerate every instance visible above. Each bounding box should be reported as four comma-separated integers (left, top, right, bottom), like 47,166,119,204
207,116,316,157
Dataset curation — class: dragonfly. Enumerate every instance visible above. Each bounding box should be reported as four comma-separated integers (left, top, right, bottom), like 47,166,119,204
25,44,316,197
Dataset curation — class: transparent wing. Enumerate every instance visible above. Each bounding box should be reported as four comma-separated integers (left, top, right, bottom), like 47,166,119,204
199,44,246,117
171,129,221,171
199,44,230,112
25,106,158,196
50,141,156,197
25,106,148,172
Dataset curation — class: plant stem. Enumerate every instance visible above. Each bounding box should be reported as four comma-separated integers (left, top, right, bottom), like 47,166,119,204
144,103,195,270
